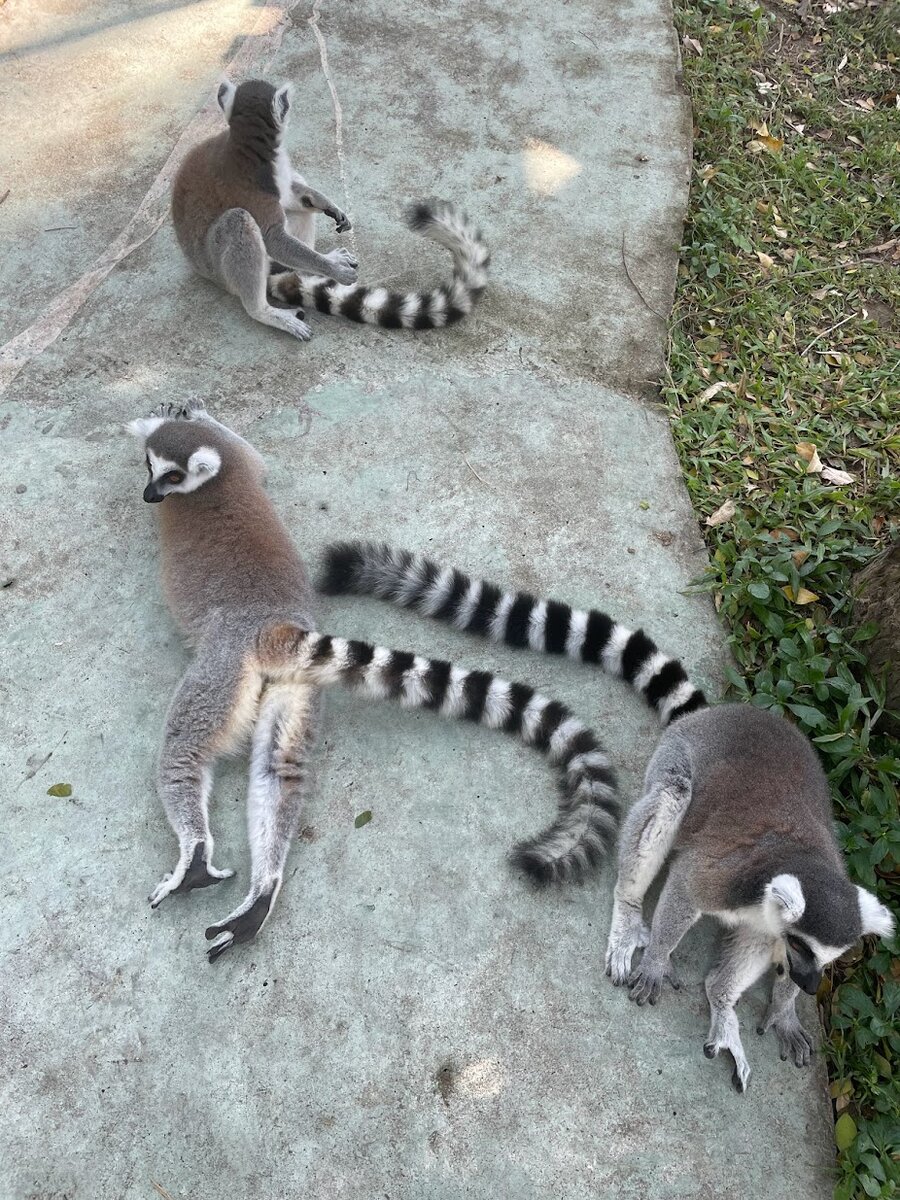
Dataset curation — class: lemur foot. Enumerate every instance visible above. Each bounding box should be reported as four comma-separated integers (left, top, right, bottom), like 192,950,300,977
204,882,279,962
605,900,651,986
704,1009,751,1093
148,842,234,908
627,957,681,1006
323,247,358,285
757,1010,814,1067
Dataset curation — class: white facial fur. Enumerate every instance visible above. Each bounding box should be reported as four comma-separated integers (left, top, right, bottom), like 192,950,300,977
217,77,237,120
147,446,221,496
857,886,895,938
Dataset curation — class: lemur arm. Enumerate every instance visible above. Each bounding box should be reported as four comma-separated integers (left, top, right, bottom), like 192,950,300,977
287,175,351,233
263,223,358,282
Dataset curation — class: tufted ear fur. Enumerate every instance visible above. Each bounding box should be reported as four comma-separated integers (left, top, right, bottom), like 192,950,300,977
187,446,222,477
273,83,292,127
126,416,165,440
217,77,237,120
857,887,895,939
765,873,806,926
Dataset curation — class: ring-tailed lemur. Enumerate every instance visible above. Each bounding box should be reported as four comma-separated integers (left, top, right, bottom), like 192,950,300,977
171,78,489,340
126,409,617,962
319,541,895,1090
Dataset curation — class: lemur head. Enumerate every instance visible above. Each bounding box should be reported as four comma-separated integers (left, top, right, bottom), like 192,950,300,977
764,871,894,995
216,77,292,136
127,403,230,503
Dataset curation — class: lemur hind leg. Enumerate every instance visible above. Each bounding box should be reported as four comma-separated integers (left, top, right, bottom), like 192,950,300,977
207,208,312,340
704,928,773,1093
757,968,815,1067
205,683,320,962
627,858,699,1006
149,654,261,908
605,739,693,985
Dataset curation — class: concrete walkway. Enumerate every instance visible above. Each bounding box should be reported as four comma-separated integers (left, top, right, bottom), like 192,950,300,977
0,1,833,1197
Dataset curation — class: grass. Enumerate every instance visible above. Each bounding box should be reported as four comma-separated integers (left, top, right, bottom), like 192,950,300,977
664,0,900,1195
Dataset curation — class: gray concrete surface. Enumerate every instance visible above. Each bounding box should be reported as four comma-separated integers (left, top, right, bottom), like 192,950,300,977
0,1,834,1197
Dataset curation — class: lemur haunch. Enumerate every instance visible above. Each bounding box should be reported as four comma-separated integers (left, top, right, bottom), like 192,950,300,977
320,541,895,1091
171,79,490,340
127,407,617,962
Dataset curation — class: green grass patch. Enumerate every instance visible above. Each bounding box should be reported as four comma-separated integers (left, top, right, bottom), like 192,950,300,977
666,1,899,1194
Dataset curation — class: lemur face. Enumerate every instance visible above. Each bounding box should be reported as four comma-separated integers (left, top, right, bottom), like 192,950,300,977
142,444,222,503
127,412,223,503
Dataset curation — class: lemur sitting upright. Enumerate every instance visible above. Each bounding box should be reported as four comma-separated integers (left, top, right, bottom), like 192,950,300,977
171,78,490,340
127,406,617,963
320,541,895,1091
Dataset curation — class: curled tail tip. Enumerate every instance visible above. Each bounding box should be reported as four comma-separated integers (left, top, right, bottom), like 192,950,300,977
404,197,455,231
319,540,367,595
510,823,615,886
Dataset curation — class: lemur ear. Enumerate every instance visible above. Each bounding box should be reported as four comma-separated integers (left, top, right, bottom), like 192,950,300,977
766,874,806,925
187,446,221,476
273,83,292,126
126,416,165,440
857,887,895,939
217,78,237,120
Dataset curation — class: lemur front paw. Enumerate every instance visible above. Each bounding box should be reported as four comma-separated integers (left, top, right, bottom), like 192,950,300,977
326,207,352,234
324,247,359,285
757,1011,814,1067
627,957,681,1006
148,842,234,908
605,900,651,986
204,881,280,962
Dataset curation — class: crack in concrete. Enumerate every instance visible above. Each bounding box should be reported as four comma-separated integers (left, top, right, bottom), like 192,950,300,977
307,0,358,255
0,1,292,397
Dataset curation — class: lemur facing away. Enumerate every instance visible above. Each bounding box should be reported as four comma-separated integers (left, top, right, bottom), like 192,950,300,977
320,542,895,1091
171,78,490,340
126,407,617,963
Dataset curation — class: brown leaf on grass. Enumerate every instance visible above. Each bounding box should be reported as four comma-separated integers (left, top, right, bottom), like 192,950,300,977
682,35,703,56
792,549,810,567
757,251,775,270
706,498,736,527
795,442,823,473
771,527,799,541
821,466,855,485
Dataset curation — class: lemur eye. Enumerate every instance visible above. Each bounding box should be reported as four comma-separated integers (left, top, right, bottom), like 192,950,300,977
166,471,184,485
787,935,804,953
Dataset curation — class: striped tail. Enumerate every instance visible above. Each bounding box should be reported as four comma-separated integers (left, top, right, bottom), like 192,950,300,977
256,624,618,884
319,542,708,727
267,199,489,329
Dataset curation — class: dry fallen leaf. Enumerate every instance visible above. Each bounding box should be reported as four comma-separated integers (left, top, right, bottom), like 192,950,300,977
682,35,703,56
706,498,736,527
822,466,855,485
757,251,775,269
698,380,732,402
792,549,810,567
796,442,823,473
782,585,820,605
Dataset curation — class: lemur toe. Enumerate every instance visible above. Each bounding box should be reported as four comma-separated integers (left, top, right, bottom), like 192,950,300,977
703,1042,718,1059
